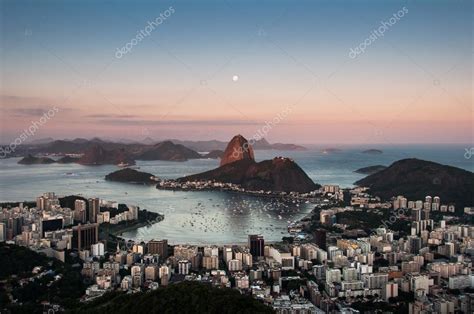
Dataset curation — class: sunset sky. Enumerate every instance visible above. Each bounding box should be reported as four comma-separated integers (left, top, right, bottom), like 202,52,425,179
1,0,472,144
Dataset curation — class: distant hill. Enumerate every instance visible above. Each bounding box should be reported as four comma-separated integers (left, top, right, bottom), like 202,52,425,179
202,150,224,159
171,138,306,151
135,141,201,161
105,168,157,184
354,165,387,175
253,138,307,151
27,137,55,145
18,154,55,165
78,145,135,166
10,137,306,163
56,155,80,163
15,140,216,165
362,149,383,154
70,281,273,314
355,158,474,208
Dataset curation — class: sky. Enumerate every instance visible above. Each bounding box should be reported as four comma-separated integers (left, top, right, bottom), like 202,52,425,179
0,0,472,144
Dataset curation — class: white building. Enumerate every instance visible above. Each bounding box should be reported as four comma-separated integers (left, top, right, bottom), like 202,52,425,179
91,242,105,257
178,260,191,275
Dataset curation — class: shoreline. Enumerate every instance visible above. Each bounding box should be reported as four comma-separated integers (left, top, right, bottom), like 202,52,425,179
156,183,322,203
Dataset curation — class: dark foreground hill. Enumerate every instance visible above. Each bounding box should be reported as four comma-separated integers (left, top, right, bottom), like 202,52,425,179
69,281,274,314
355,158,474,208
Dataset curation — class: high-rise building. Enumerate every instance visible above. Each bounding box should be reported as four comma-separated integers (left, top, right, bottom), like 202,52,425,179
412,208,421,221
178,260,191,275
203,255,219,270
393,196,407,209
0,223,6,242
8,217,23,238
36,196,46,210
422,209,430,220
223,247,233,262
72,223,99,250
313,229,327,250
74,200,87,223
147,239,168,259
248,235,264,258
228,259,243,272
88,198,100,223
363,273,388,289
91,242,105,257
145,265,158,281
409,236,422,254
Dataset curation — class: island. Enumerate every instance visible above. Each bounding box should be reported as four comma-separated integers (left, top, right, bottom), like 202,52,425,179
252,138,307,151
354,165,387,175
56,155,80,163
361,149,383,154
105,168,158,184
18,154,55,164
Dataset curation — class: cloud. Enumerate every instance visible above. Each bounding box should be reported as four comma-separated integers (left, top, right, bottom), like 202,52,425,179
3,106,74,117
94,119,267,126
84,114,138,119
10,108,50,116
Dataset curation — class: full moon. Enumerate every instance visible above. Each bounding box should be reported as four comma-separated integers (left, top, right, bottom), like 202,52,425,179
232,75,239,82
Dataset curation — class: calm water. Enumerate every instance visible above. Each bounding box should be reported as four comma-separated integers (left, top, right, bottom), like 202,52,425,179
0,144,472,244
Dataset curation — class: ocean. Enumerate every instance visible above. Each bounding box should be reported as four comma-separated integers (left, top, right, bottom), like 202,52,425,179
0,144,472,244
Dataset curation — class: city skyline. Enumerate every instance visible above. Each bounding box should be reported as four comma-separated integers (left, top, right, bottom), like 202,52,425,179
1,0,472,144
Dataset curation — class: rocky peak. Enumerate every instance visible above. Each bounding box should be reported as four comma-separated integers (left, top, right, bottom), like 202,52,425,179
220,135,255,166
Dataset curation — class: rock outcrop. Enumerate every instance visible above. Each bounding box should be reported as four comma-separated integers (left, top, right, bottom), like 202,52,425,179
220,135,255,166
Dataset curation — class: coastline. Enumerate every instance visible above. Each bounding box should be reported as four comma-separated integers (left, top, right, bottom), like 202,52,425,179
105,218,161,236
156,182,322,203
